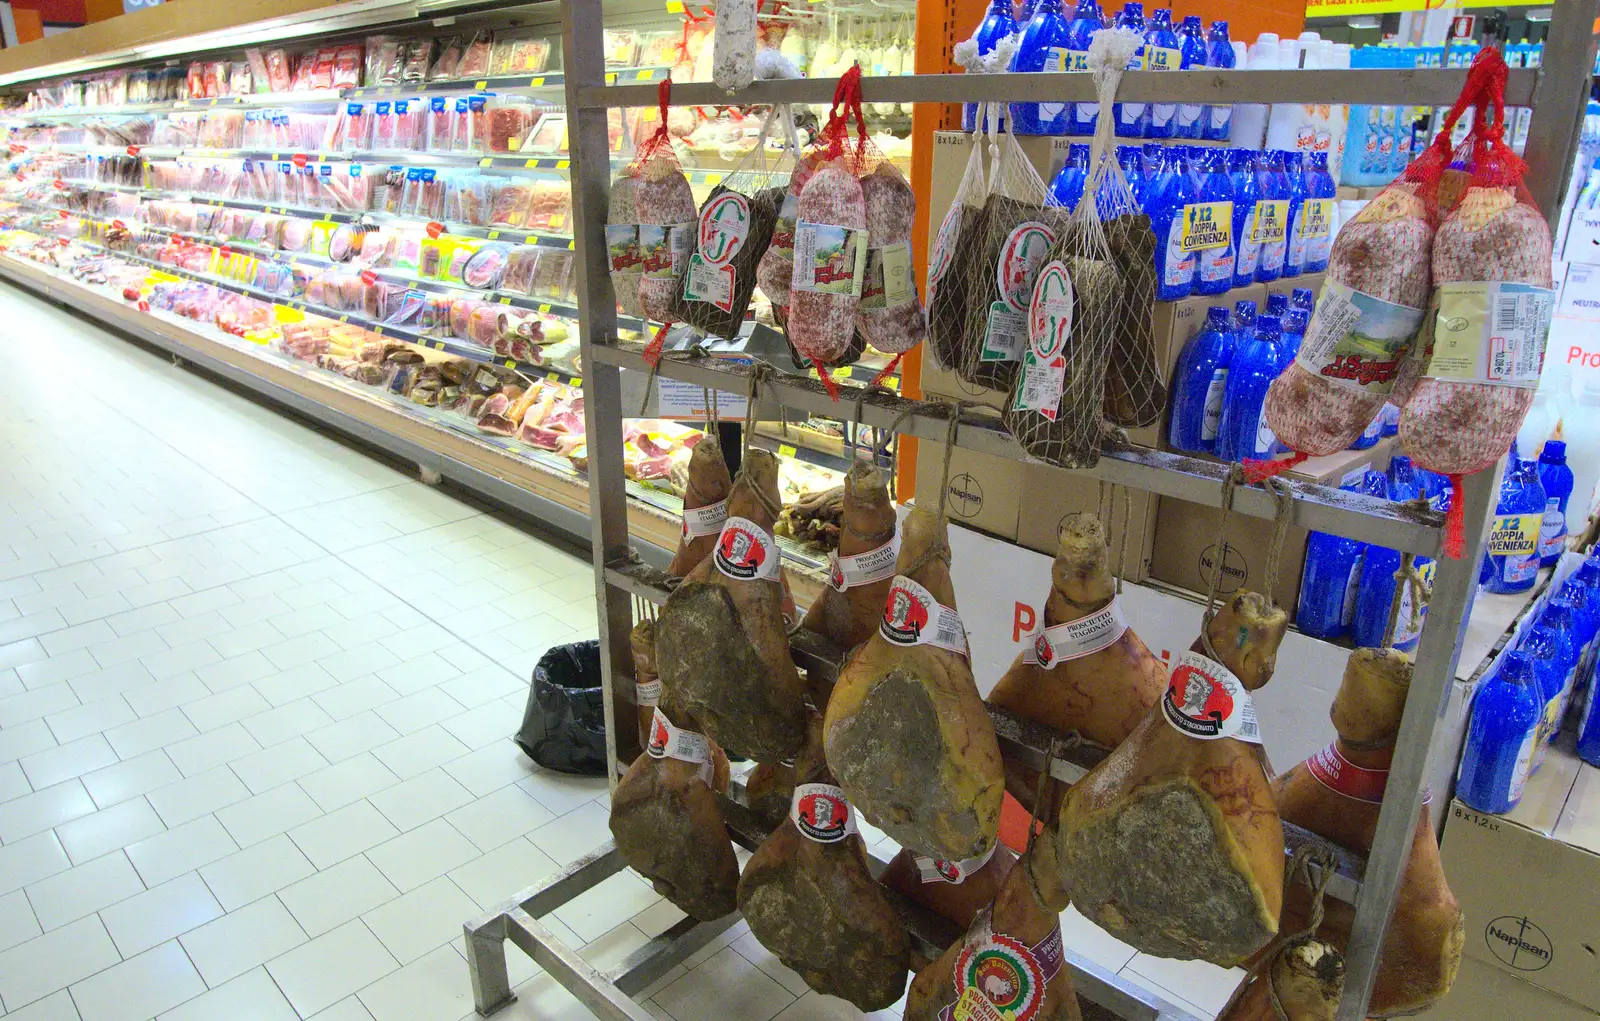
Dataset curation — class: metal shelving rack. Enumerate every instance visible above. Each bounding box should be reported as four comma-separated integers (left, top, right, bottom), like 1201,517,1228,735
459,2,1600,1019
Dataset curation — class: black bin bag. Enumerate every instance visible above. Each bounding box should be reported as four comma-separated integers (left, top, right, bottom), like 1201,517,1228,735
515,640,608,776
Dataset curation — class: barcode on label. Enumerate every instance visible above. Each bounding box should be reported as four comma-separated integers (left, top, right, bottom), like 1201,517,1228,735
1495,295,1520,332
935,622,964,648
1238,700,1260,742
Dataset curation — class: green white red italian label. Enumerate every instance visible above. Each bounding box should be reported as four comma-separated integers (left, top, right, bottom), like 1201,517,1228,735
915,843,996,884
995,221,1057,312
1161,650,1261,743
791,783,857,843
1015,261,1073,418
1021,599,1127,667
697,191,750,265
880,575,968,658
939,910,1063,1021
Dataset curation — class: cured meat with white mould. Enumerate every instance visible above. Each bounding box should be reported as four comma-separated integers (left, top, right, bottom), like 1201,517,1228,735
986,513,1168,813
800,461,897,651
789,161,868,365
824,505,1004,862
609,707,737,921
656,449,807,763
857,162,927,355
605,172,645,318
877,841,1016,932
1265,648,1462,1016
635,158,697,322
667,432,733,579
1056,592,1288,966
1219,938,1344,1021
737,713,909,1010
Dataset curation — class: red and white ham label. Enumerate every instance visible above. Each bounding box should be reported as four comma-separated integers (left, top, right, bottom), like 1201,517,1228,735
713,516,781,582
1423,281,1554,388
1294,280,1426,397
1160,650,1261,743
1015,261,1075,419
941,912,1063,1021
1021,599,1127,667
880,576,968,658
1305,743,1388,804
826,534,898,593
914,843,996,885
791,783,858,843
681,497,729,539
982,222,1056,366
646,708,712,783
635,680,661,707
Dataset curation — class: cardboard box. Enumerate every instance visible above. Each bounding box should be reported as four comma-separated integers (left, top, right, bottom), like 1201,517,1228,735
1414,956,1600,1021
1439,743,1600,1011
1146,441,1394,617
1564,207,1600,267
1015,469,1156,582
916,440,1026,541
918,351,1010,412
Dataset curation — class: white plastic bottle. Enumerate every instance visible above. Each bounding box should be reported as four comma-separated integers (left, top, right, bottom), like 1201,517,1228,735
1562,375,1600,534
1232,34,1278,151
1327,42,1352,179
1267,35,1323,156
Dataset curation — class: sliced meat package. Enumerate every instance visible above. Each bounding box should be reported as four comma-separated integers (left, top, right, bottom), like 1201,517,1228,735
737,713,909,1011
656,449,807,762
667,431,734,578
877,842,1016,932
800,460,897,650
857,162,926,356
609,705,739,921
986,513,1168,812
1056,591,1288,966
824,504,1004,862
1263,648,1461,1016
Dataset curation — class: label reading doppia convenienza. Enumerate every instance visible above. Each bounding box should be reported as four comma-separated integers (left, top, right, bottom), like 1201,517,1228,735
712,516,781,581
1161,650,1261,743
1021,599,1128,667
880,575,968,658
790,783,858,843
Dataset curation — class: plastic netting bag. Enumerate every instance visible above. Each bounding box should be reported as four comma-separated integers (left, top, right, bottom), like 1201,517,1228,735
857,159,927,358
926,123,987,372
1002,27,1142,469
668,107,787,339
629,80,697,327
1102,207,1164,428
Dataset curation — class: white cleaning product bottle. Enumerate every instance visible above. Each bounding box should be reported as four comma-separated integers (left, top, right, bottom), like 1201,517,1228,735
1267,34,1320,156
1232,33,1277,150
1563,374,1600,534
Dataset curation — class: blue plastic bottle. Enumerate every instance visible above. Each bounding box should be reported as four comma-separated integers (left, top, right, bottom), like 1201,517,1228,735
1577,653,1600,766
1296,470,1383,640
1483,445,1547,594
1191,147,1236,296
1168,306,1234,454
1387,453,1421,502
1280,151,1308,279
963,0,1019,132
1541,600,1586,720
1252,151,1290,284
1224,150,1260,289
1291,286,1315,313
1348,412,1383,451
1522,619,1576,773
1350,456,1434,651
1232,298,1257,334
1538,440,1575,567
1065,0,1104,136
1010,0,1074,135
1047,143,1091,209
1216,313,1285,461
1292,152,1338,275
1203,20,1235,141
1280,307,1307,362
1457,650,1543,814
1149,146,1197,300
1174,16,1208,139
1264,292,1288,318
1112,4,1148,138
1141,10,1181,139
1379,401,1401,437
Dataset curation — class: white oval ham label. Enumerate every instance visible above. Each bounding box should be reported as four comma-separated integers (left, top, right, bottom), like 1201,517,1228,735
827,535,899,592
879,576,968,658
635,680,661,707
1160,650,1261,743
914,843,996,885
681,498,729,539
996,222,1058,313
790,783,857,843
713,516,781,581
697,191,750,266
1021,600,1128,667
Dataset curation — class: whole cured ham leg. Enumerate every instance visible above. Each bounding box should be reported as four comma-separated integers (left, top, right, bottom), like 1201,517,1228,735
987,512,1169,812
905,826,1082,1021
1056,592,1288,966
668,432,734,578
824,505,1005,862
878,842,1017,932
801,461,898,651
1268,648,1462,1016
738,714,910,1011
657,449,808,763
1219,851,1347,1021
609,708,738,921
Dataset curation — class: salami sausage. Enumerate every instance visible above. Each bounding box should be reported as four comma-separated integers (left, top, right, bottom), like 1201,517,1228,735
857,162,926,355
605,173,646,318
789,162,867,365
635,158,697,322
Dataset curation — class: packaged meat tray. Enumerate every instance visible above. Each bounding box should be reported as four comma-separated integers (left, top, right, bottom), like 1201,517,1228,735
463,243,513,290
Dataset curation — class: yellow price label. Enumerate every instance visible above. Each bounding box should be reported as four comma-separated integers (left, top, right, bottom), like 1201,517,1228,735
270,153,279,161
538,303,552,313
432,340,446,350
556,159,569,170
529,77,544,87
884,376,900,392
524,159,540,168
635,69,653,81
665,0,685,11
487,229,500,239
505,359,517,368
372,325,385,335
566,240,576,250
339,314,348,322
779,444,798,458
498,296,512,305
832,367,852,380
570,377,581,387
547,371,559,382
478,157,492,168
475,81,488,90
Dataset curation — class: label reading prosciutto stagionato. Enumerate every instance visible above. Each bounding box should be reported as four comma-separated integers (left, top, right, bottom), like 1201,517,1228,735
790,783,858,843
826,535,899,592
1161,650,1261,743
713,516,782,581
1015,261,1074,418
681,498,729,539
939,910,1064,1021
635,680,661,707
1296,279,1427,397
1425,281,1555,388
1021,599,1128,667
914,843,996,885
646,708,712,784
880,575,968,658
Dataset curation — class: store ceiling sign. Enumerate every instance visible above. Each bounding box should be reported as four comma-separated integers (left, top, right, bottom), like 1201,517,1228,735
1305,0,1502,16
123,0,164,11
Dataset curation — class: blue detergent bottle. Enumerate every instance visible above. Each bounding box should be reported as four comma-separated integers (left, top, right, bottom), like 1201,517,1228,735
1174,16,1208,139
1541,600,1586,722
1203,20,1236,141
1296,470,1383,640
1387,453,1421,502
1482,445,1547,595
1379,401,1401,437
1216,313,1284,461
1350,456,1435,651
1348,411,1384,451
1538,440,1575,567
1232,297,1258,336
1264,292,1288,319
1254,150,1291,284
1522,618,1576,773
1291,286,1315,313
1065,0,1104,136
1281,151,1309,279
1298,152,1338,274
1577,652,1600,766
963,0,1019,132
1142,10,1181,139
1112,3,1149,138
1010,0,1074,135
1280,307,1307,361
1168,306,1234,454
1457,650,1543,814
1228,149,1261,288
1149,146,1197,300
1192,147,1237,296
1047,143,1091,209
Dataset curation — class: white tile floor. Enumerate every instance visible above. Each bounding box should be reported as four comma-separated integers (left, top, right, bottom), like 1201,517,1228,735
0,286,1239,1021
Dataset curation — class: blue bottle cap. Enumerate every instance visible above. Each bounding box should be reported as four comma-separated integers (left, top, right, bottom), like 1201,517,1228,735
1182,14,1201,30
1310,152,1330,170
1265,293,1288,314
1542,440,1568,462
1285,309,1309,333
1256,314,1282,335
1499,649,1535,683
1391,454,1412,471
1292,287,1314,307
1206,306,1230,326
1209,19,1228,34
1233,298,1257,321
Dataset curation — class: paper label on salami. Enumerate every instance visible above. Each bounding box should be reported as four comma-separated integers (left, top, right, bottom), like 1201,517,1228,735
1425,281,1553,388
914,843,996,884
713,516,781,581
996,222,1057,312
639,223,692,279
1015,261,1073,417
1021,599,1128,666
606,224,641,271
682,253,735,312
827,536,899,592
1306,742,1388,803
880,575,968,658
861,241,914,310
982,303,1029,364
791,783,857,843
1161,650,1262,743
1295,280,1426,396
697,190,750,265
791,221,867,296
770,190,800,251
681,498,729,539
635,680,661,707
646,708,712,783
